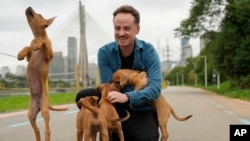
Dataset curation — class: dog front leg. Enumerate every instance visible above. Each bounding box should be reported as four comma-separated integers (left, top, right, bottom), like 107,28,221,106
43,41,53,61
17,46,31,61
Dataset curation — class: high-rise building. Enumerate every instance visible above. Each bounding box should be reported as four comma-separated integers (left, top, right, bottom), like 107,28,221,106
1,66,11,78
67,36,77,81
49,51,65,80
16,65,26,76
179,37,193,66
181,37,189,46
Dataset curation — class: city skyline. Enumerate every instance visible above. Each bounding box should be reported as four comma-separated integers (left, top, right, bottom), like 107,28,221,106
0,0,201,75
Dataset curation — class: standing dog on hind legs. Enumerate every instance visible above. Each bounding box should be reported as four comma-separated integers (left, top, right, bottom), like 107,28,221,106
17,7,68,141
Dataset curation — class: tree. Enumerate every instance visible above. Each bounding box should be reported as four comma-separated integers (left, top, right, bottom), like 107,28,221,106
165,66,185,85
175,0,250,88
211,0,250,87
175,0,226,38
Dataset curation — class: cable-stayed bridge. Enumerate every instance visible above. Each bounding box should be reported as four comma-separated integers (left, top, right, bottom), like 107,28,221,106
48,1,112,89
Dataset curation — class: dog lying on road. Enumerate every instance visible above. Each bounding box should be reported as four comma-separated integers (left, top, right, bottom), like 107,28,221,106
17,7,68,141
76,96,109,141
112,69,192,141
97,83,130,141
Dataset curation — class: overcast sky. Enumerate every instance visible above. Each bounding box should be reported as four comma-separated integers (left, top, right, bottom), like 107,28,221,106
0,0,200,73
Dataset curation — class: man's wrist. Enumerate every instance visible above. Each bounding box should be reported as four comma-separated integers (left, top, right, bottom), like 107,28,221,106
125,93,130,103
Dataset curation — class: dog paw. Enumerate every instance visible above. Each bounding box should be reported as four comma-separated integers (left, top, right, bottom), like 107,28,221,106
17,54,25,60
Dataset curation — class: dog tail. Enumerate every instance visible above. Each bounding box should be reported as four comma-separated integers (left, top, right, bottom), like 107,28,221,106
170,106,192,121
49,105,68,111
114,110,130,122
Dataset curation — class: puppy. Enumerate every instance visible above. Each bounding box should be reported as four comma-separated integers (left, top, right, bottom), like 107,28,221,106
17,7,68,141
112,69,192,141
97,83,130,141
76,96,109,141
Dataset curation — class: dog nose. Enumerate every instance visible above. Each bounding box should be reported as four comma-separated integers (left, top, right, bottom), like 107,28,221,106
26,7,34,17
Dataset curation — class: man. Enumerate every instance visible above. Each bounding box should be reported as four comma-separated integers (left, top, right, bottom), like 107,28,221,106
76,5,162,141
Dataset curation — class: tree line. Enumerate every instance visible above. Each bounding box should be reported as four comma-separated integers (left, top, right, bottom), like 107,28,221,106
165,0,250,89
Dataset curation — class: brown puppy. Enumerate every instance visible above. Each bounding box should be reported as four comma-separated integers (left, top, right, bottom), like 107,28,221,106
112,69,192,141
97,83,130,141
17,7,68,141
76,96,109,141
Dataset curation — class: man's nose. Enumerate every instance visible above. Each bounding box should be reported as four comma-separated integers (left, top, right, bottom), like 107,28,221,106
118,29,125,36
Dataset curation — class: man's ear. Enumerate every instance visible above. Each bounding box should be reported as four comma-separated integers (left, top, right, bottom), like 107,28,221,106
136,24,140,34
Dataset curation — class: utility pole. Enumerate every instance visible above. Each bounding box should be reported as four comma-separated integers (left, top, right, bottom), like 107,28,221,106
195,62,197,86
201,55,207,87
157,40,161,58
163,38,172,73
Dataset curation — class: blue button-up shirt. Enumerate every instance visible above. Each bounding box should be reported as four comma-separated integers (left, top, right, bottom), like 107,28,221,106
98,38,162,111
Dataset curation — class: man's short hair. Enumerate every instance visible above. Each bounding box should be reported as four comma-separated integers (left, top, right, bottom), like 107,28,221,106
113,5,140,24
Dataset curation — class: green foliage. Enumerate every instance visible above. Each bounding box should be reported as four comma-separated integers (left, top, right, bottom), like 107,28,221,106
175,0,225,37
203,81,250,101
165,66,185,85
174,0,250,88
211,0,250,86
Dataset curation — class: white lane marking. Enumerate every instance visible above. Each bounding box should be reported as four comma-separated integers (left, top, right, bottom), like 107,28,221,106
64,109,78,115
8,118,43,128
239,119,250,125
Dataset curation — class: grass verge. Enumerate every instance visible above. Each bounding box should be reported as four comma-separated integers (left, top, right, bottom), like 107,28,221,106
0,93,76,113
199,82,250,102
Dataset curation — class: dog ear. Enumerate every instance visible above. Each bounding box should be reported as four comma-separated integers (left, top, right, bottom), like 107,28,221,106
96,84,103,92
120,75,128,86
76,98,84,108
139,72,147,78
110,83,118,91
46,16,56,27
90,96,99,106
92,96,99,102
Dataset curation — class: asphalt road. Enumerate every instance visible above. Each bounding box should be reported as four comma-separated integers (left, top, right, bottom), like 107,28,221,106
0,86,249,141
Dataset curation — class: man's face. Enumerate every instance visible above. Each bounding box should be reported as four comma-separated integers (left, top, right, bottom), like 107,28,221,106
113,13,140,48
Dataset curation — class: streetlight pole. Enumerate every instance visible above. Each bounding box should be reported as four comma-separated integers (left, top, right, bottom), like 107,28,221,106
201,55,207,87
176,73,179,86
194,62,197,86
181,73,184,86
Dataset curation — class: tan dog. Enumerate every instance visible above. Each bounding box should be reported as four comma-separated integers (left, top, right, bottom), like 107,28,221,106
112,69,192,141
97,83,130,141
17,7,68,141
76,96,109,141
